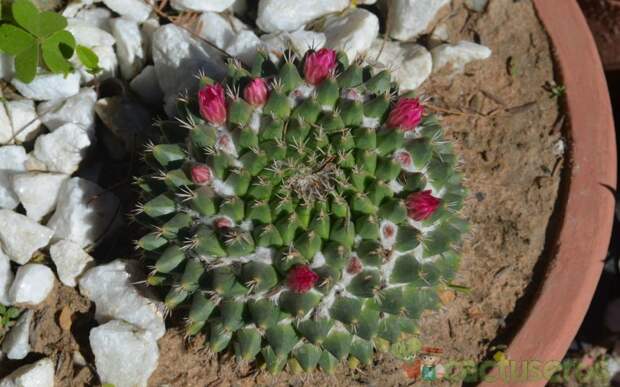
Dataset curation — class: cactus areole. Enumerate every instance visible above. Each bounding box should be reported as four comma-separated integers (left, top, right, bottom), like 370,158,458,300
134,48,468,373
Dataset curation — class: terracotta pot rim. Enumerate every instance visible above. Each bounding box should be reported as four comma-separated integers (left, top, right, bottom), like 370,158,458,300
481,1,617,385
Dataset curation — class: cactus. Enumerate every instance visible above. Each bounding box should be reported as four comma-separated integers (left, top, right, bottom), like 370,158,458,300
134,48,467,373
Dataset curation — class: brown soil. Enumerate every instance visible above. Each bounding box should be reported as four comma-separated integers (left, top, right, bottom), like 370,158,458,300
578,0,620,70
1,0,563,385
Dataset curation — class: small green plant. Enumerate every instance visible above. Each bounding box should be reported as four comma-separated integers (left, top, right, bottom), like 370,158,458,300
544,81,566,99
0,304,21,339
0,0,100,83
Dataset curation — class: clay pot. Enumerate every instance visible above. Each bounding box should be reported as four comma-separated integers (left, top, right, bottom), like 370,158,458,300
481,1,616,385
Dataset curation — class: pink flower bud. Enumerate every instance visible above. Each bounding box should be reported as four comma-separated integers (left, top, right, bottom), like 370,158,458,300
191,164,213,185
394,150,413,169
243,78,269,107
346,256,363,275
287,265,319,293
198,83,227,125
387,98,425,131
304,48,337,85
406,190,441,221
213,216,233,229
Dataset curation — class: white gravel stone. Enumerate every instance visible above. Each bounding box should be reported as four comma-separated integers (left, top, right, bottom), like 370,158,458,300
367,39,432,91
32,123,91,175
388,0,450,41
0,358,54,387
9,264,55,305
152,24,226,116
79,260,165,339
257,0,350,33
130,65,164,106
47,178,121,248
171,0,234,12
0,146,27,210
73,7,113,31
49,240,94,287
0,250,13,305
0,53,14,80
0,99,42,144
67,21,118,83
102,0,151,22
90,320,159,387
226,30,262,66
197,12,242,50
110,17,146,80
323,8,379,62
141,18,160,59
0,210,53,264
431,40,492,73
11,72,80,101
2,310,33,360
11,172,69,222
67,21,116,47
37,88,97,135
261,30,326,60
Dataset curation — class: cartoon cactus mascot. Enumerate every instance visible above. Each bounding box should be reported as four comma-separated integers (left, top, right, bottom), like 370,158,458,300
134,47,467,373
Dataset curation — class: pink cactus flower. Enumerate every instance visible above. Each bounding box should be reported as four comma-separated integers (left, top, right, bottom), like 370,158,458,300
304,48,337,85
387,98,424,131
198,83,227,125
406,190,441,221
243,78,269,107
287,265,319,293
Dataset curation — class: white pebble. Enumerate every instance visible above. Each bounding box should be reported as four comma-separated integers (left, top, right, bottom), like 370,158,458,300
32,123,91,175
171,0,235,12
0,210,53,264
101,0,152,22
90,320,159,387
37,87,97,136
323,8,379,62
366,39,432,91
11,172,69,222
0,99,41,144
0,249,14,305
0,146,27,210
388,0,450,41
47,177,121,248
257,0,350,33
226,30,262,66
9,264,55,306
2,310,33,360
50,240,94,287
79,260,166,339
110,17,146,80
261,30,326,61
0,358,55,387
11,72,81,101
431,40,492,73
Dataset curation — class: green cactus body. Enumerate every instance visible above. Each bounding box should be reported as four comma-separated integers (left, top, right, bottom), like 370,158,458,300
135,49,467,373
